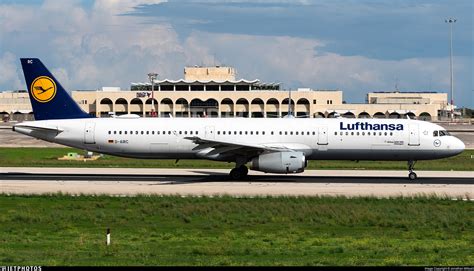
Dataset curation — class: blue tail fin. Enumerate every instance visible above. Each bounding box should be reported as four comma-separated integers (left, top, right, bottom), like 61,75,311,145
20,58,92,120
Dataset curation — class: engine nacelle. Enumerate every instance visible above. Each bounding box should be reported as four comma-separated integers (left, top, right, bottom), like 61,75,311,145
250,152,306,174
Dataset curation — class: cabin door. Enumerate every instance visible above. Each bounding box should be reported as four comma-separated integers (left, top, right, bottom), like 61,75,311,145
84,122,96,144
408,124,420,146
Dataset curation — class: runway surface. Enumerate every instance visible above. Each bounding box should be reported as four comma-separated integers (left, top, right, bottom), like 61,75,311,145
1,167,473,198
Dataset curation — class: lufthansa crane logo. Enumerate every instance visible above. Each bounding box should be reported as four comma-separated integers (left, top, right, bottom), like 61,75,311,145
31,76,56,103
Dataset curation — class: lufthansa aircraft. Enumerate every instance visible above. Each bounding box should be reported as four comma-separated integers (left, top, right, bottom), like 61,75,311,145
13,58,465,180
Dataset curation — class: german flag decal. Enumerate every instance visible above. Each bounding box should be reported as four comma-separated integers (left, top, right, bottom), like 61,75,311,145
108,140,114,143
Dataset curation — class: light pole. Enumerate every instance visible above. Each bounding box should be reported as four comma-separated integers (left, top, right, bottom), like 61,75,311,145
148,72,158,117
445,17,456,121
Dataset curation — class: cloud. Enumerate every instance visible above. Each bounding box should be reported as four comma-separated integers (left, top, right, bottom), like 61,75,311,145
0,0,472,107
182,31,469,103
0,52,22,89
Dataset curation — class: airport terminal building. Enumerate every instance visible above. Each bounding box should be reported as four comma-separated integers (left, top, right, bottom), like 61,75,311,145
0,66,452,122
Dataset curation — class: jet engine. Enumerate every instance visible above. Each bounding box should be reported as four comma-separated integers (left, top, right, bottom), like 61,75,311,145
250,152,306,173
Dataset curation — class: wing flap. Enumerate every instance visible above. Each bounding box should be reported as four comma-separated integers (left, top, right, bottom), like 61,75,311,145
184,136,283,157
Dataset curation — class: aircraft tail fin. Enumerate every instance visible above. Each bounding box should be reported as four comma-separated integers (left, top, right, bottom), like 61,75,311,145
20,58,92,120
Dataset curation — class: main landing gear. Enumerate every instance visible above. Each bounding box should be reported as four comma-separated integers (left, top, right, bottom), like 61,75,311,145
408,160,417,180
230,165,248,180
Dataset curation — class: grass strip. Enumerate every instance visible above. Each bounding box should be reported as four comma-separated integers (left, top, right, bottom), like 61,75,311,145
0,194,472,266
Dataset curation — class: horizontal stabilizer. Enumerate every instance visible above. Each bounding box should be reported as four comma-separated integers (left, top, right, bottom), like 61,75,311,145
13,123,63,133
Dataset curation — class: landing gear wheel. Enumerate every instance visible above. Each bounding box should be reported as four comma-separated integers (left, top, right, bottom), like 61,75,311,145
239,165,248,177
229,165,248,180
230,168,242,180
407,160,417,181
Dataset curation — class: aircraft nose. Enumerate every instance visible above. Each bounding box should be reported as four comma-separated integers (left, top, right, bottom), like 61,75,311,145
452,137,465,154
456,138,465,151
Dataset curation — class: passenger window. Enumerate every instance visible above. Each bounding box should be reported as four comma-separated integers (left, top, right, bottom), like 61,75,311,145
119,131,122,135
234,131,237,135
141,131,144,135
189,131,192,135
296,132,299,135
108,131,111,135
285,132,288,135
384,132,387,136
262,131,265,135
362,132,365,136
390,132,393,136
379,132,382,136
306,132,310,135
356,132,359,136
179,131,182,135
217,131,220,135
184,131,187,135
168,131,171,135
124,131,127,135
250,131,253,135
239,131,242,135
345,132,349,136
433,131,438,137
271,131,274,135
312,131,316,135
113,131,117,135
157,131,160,135
279,131,282,135
368,132,371,136
146,131,149,135
135,131,139,135
196,131,199,135
245,131,248,135
334,132,337,135
351,132,354,135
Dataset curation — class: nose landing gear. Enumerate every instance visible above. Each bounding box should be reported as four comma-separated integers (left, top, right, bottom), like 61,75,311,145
408,160,417,180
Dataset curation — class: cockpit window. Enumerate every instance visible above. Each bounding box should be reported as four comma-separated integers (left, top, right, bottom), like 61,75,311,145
433,131,438,137
439,130,450,136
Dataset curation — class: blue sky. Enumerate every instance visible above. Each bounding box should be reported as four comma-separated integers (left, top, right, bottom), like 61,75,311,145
0,0,472,107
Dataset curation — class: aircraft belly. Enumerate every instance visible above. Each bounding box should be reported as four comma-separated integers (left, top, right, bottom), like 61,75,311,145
308,149,437,161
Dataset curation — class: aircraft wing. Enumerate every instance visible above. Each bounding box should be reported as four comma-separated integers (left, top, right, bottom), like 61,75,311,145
183,136,293,157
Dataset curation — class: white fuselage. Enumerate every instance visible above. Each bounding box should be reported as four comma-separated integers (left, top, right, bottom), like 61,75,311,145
14,117,465,162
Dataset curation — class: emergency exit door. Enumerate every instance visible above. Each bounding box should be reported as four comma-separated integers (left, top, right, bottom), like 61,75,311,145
318,126,328,145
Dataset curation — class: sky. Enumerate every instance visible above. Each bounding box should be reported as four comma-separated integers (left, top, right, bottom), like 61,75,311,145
0,0,472,107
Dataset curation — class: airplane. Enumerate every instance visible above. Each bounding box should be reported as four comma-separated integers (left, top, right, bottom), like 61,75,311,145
13,58,465,180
